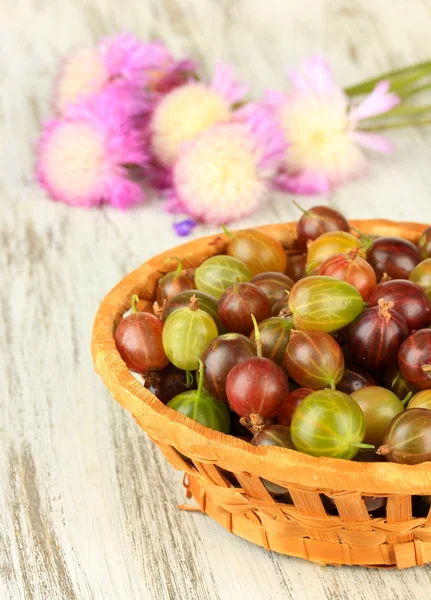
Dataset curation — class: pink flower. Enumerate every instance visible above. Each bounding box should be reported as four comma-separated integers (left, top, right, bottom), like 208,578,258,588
53,34,195,114
167,104,285,226
37,90,147,209
267,56,400,195
149,62,248,170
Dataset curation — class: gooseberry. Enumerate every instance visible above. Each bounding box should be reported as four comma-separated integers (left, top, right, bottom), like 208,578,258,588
226,317,289,424
284,330,344,389
368,279,431,331
383,367,418,400
115,295,169,373
409,259,431,300
336,365,376,395
306,231,364,268
202,333,256,403
218,280,271,335
318,249,377,301
155,257,195,305
399,329,431,389
145,363,196,403
350,386,407,446
377,408,431,464
347,299,409,371
293,202,350,248
195,255,251,299
162,289,223,331
162,296,218,372
285,250,307,282
271,293,290,317
288,276,364,332
167,361,230,433
277,388,313,426
408,390,431,410
418,226,431,259
251,271,295,307
367,237,421,280
290,389,369,459
249,316,292,365
251,425,295,494
224,226,287,276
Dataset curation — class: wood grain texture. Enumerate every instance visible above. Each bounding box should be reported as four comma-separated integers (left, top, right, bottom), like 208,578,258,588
2,0,431,598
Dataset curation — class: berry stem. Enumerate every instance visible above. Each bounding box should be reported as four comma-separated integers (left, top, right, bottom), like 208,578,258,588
189,295,199,311
306,260,320,274
352,443,375,450
391,373,401,388
378,298,394,323
401,391,413,405
251,314,262,357
221,224,233,239
196,360,204,398
131,294,139,314
233,277,240,295
291,199,308,215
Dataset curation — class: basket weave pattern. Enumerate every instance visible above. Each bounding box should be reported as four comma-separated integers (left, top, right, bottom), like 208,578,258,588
92,220,431,569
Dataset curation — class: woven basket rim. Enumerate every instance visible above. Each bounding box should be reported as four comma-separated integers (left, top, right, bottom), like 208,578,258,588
91,219,431,494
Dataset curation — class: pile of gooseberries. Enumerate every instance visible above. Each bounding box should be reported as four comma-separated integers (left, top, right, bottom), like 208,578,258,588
115,208,431,502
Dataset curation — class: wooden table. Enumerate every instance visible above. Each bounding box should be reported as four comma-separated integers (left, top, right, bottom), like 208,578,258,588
2,1,431,598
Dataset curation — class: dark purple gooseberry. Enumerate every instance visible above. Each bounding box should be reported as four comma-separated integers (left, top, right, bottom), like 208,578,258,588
285,250,307,282
383,367,418,400
251,425,295,494
145,363,196,403
399,329,431,389
336,365,377,394
347,299,409,371
367,237,421,280
249,316,292,365
155,258,195,305
418,226,431,259
293,202,350,248
251,272,295,307
115,296,169,373
271,293,290,317
368,279,431,331
377,408,431,464
202,333,256,403
218,281,271,335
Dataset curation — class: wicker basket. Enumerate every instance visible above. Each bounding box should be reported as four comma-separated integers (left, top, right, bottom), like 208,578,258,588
92,219,431,569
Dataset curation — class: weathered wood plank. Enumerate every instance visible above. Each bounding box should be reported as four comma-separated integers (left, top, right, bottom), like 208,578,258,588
2,1,431,599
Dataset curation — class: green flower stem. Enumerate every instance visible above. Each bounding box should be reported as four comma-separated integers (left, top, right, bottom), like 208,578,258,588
345,61,431,96
359,117,431,132
131,294,139,314
186,369,194,388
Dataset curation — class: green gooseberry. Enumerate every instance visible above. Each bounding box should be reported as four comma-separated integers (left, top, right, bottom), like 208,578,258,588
167,361,230,433
409,259,431,300
350,386,409,446
162,296,218,371
288,276,364,332
195,255,251,299
291,389,370,459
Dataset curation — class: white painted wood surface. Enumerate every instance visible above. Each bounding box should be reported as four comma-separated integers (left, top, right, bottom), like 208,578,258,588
2,1,431,598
